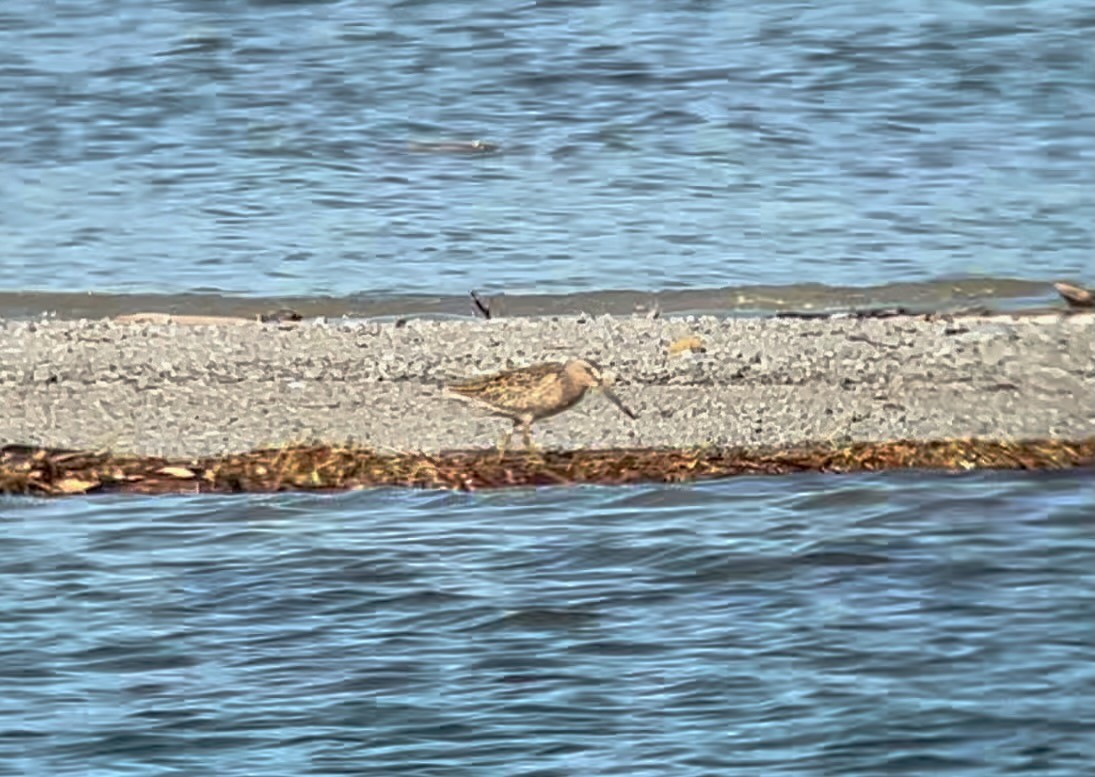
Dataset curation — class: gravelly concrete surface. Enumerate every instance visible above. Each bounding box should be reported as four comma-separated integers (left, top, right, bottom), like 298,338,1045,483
0,313,1091,457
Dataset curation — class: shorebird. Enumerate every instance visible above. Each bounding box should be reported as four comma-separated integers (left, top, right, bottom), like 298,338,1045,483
444,359,638,455
1054,282,1094,309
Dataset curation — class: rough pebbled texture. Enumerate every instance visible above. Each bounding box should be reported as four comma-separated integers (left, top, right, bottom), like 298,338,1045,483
0,313,1091,457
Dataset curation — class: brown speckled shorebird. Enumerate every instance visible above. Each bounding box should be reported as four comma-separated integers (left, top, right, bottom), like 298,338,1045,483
1054,281,1095,309
444,359,638,455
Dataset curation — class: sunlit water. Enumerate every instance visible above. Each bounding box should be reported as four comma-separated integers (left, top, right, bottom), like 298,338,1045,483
2,0,1092,297
1,472,1091,775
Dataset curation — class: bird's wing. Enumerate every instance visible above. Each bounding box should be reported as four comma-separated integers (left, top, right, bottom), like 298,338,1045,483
446,363,563,409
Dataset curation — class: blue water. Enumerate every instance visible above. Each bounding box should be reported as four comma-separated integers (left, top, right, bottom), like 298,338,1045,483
2,0,1092,297
1,472,1091,775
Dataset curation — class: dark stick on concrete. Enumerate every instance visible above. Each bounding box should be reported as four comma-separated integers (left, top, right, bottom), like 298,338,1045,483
258,308,303,323
470,291,492,319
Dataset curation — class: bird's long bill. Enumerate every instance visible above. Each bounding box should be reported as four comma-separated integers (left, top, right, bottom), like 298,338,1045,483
601,385,638,419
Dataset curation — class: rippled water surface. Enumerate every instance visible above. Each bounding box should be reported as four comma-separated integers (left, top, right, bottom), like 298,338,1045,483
2,0,1092,297
1,472,1091,775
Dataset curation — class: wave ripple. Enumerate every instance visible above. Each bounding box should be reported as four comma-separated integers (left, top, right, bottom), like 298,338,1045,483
0,473,1092,775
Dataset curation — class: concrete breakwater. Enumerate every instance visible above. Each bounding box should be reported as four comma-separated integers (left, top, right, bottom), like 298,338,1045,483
0,311,1091,460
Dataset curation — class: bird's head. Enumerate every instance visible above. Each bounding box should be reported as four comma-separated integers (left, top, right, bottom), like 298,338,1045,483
564,359,638,419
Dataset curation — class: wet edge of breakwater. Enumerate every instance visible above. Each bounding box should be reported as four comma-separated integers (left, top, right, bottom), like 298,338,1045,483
0,277,1085,322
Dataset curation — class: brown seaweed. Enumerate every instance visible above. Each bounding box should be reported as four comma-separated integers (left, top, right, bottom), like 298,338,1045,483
1,439,1091,497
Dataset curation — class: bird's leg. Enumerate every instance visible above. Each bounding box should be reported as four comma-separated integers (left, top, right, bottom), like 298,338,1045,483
496,421,518,461
520,420,547,463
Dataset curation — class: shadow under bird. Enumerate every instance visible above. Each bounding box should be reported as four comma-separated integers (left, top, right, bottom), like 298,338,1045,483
444,359,638,454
